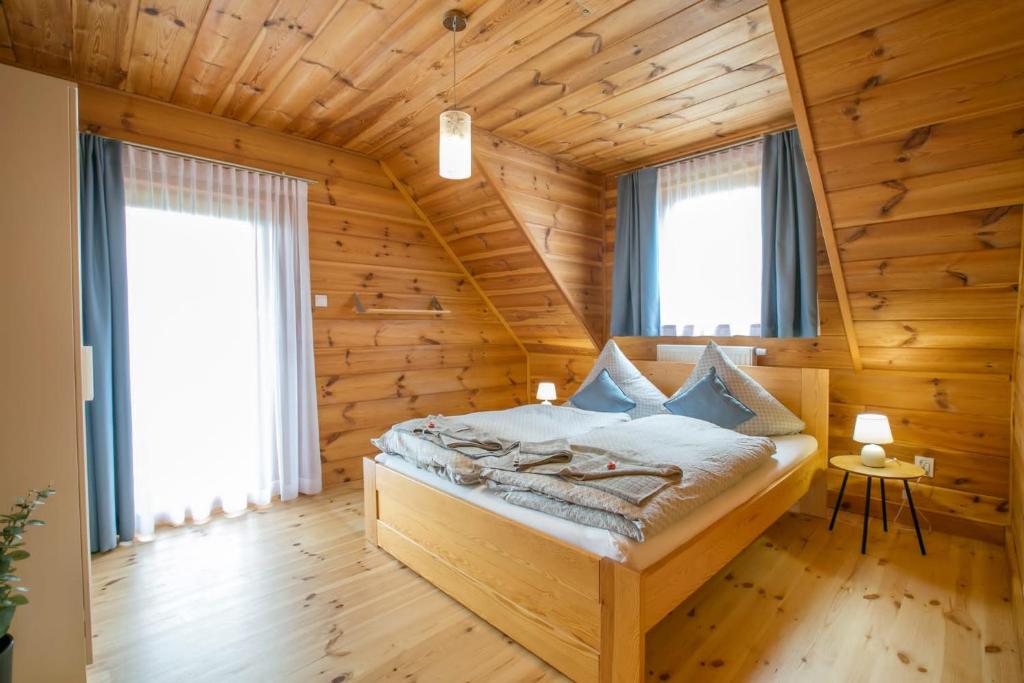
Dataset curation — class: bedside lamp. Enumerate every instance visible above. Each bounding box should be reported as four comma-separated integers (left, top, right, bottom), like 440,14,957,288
536,382,557,406
853,413,893,467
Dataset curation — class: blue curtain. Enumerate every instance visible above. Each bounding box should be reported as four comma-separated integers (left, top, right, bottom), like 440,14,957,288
761,130,818,337
80,134,135,553
610,167,660,336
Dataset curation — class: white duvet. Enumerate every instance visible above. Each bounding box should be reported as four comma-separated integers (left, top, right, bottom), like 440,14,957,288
372,404,630,484
373,405,776,541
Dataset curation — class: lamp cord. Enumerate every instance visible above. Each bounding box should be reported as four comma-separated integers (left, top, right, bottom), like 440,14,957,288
890,476,932,533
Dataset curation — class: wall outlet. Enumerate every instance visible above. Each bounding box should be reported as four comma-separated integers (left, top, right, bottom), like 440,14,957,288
314,294,328,308
914,455,934,478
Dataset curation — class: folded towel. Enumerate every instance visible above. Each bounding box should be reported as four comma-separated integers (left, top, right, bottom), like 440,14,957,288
465,439,573,473
560,459,682,482
414,416,519,458
517,439,573,468
408,416,572,473
411,416,676,503
523,450,681,505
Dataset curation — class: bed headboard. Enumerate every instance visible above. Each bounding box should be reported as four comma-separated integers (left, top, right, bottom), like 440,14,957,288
632,361,830,458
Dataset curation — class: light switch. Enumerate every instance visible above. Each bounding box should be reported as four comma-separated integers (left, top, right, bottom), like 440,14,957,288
314,294,328,308
82,346,94,402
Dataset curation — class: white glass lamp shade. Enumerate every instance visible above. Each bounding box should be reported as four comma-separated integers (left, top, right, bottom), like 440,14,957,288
439,110,472,179
536,382,557,405
852,413,893,445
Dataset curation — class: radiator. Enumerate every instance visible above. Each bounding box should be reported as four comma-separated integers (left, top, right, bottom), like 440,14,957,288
656,344,764,366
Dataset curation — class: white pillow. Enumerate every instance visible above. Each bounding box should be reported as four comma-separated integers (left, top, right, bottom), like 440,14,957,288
568,340,668,418
673,341,805,436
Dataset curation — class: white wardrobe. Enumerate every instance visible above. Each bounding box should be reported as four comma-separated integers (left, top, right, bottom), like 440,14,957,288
0,64,90,682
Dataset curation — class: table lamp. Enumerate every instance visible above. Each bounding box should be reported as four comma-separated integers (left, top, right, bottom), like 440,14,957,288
536,382,557,405
853,413,893,467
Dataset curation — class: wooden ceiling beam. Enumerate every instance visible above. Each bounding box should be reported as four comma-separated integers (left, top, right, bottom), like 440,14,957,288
767,0,861,371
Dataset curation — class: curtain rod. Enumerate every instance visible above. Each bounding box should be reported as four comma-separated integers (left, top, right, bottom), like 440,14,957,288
638,125,797,173
94,135,318,185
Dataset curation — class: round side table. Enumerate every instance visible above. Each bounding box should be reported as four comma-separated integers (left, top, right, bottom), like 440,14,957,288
828,455,927,556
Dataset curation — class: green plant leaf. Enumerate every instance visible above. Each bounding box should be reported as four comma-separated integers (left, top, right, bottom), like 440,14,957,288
11,587,28,593
25,520,45,526
9,595,27,606
7,550,29,561
0,605,13,638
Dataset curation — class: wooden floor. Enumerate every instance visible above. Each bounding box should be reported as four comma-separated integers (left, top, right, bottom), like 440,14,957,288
87,483,1020,682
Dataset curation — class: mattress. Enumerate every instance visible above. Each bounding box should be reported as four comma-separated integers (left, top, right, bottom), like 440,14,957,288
375,433,817,570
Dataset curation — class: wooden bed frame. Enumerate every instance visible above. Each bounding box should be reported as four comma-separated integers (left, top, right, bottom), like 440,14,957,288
362,362,829,682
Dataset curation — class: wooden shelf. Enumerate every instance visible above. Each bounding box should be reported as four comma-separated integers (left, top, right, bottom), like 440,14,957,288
352,293,451,317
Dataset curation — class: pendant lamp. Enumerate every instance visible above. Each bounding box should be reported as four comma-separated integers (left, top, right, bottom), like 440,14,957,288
439,10,470,180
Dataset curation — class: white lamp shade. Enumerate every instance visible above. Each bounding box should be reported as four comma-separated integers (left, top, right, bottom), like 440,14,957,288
853,413,893,445
439,110,472,179
536,382,557,402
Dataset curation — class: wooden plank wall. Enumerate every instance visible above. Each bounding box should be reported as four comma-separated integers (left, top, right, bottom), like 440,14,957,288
1012,282,1024,646
572,180,1015,541
540,1,1018,541
383,131,603,359
544,0,1024,541
476,132,607,346
773,0,1024,542
76,84,527,485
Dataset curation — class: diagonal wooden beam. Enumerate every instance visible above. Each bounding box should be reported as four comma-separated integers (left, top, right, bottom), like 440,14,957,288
475,153,601,354
767,0,862,372
378,159,529,358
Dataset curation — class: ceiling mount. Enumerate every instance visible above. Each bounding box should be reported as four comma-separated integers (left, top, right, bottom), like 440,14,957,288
442,9,468,32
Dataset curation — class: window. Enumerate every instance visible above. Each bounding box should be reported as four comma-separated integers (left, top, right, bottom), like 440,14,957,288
126,207,263,532
122,145,320,540
657,140,763,337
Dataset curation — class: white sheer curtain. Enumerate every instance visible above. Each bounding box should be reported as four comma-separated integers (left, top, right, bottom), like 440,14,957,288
657,140,763,337
123,146,320,538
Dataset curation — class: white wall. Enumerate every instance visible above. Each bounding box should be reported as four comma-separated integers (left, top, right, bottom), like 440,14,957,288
0,63,89,683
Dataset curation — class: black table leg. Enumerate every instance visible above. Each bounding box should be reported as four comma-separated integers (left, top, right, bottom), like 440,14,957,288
829,472,849,531
861,476,871,554
904,480,927,556
880,479,888,532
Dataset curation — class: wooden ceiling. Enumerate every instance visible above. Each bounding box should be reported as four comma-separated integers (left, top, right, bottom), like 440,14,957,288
0,0,792,174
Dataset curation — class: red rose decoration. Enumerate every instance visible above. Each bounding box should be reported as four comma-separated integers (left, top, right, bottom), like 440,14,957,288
607,462,617,470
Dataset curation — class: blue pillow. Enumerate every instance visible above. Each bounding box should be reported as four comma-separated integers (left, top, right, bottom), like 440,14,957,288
663,367,756,429
571,369,637,414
